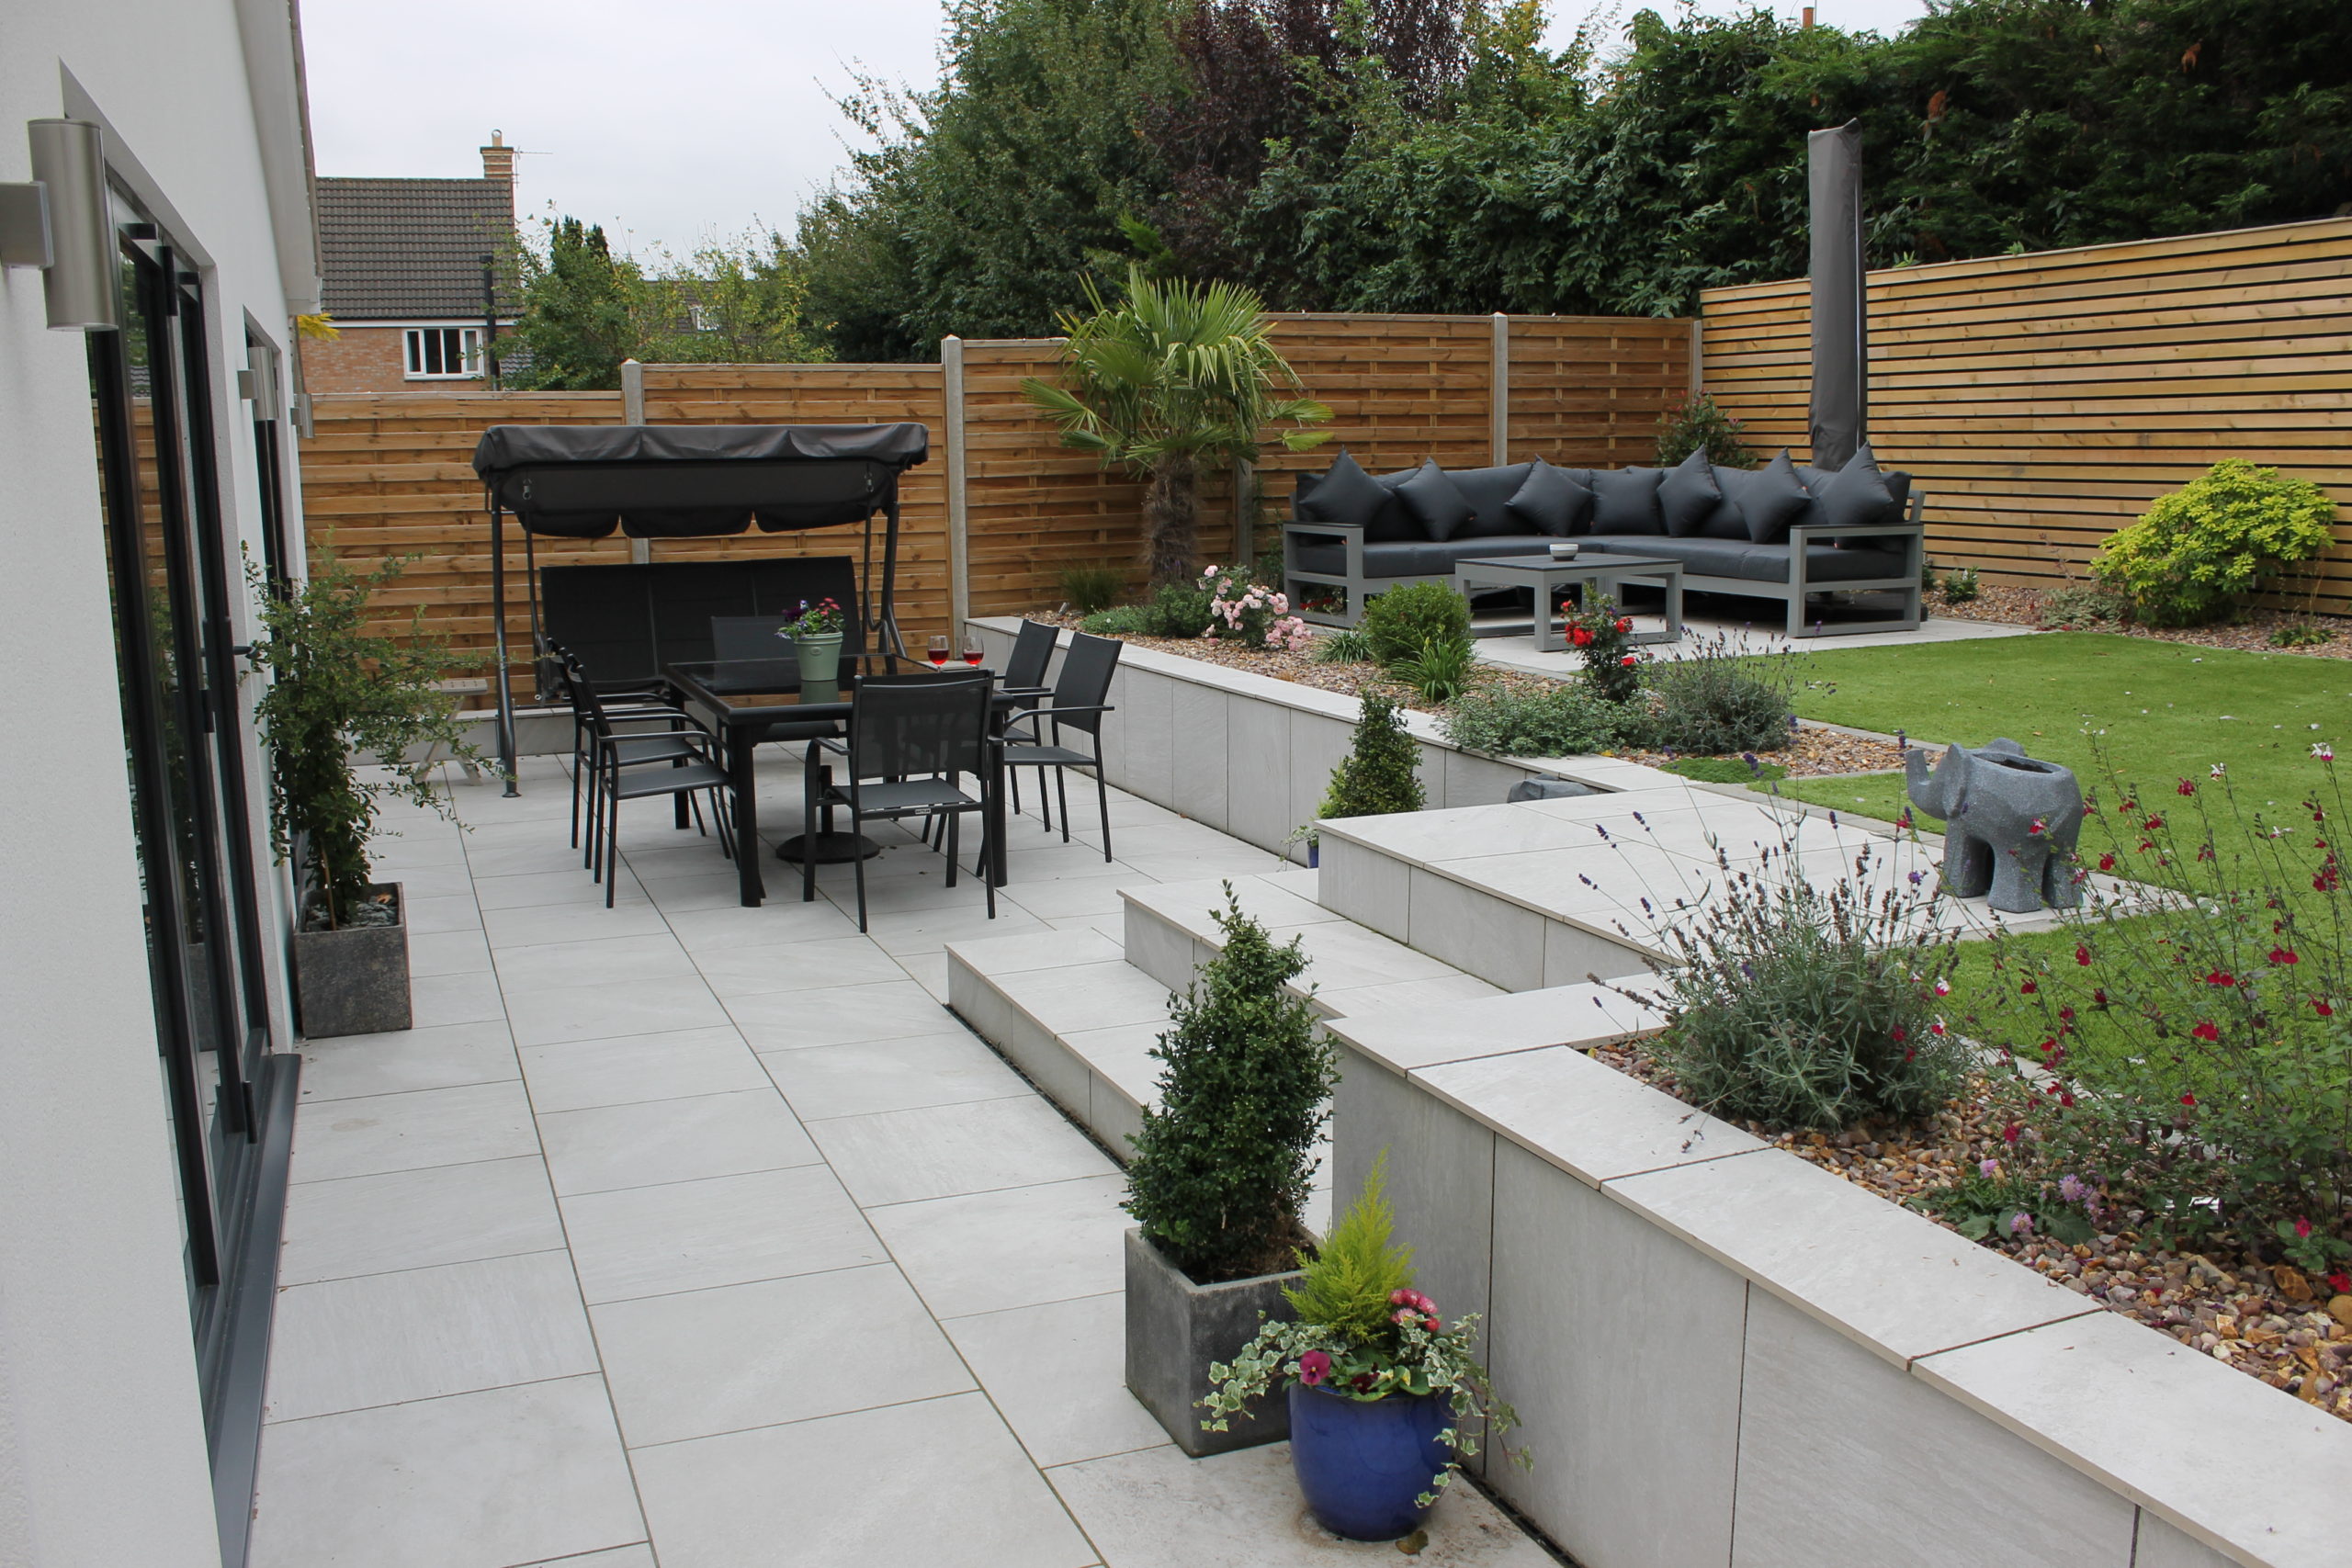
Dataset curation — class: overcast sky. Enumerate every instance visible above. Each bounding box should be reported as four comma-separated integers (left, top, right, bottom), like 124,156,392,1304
300,0,1935,262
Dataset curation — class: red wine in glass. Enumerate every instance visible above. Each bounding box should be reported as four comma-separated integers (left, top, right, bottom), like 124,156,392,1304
960,639,984,666
926,636,951,668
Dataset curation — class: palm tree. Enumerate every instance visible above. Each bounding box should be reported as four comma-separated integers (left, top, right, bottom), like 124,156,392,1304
1023,267,1332,585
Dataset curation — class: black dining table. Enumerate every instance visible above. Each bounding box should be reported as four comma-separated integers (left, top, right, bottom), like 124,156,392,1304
664,655,1012,907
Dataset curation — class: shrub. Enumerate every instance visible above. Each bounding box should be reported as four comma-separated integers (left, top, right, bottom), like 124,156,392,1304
246,550,480,930
1645,638,1797,754
1442,685,1633,757
2271,619,2337,649
1655,391,1757,469
1124,886,1337,1284
1313,626,1375,664
1564,594,1643,704
1939,566,1981,604
1608,823,1967,1131
1057,561,1127,614
1202,562,1311,650
2038,582,2127,630
1967,755,2352,1273
1079,604,1149,636
1658,755,1789,785
1390,634,1476,704
1360,581,1470,667
2091,459,2338,626
1319,693,1425,819
1140,579,1216,637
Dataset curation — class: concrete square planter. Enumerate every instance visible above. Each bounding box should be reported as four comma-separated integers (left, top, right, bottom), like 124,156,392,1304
1124,1226,1301,1457
292,882,412,1038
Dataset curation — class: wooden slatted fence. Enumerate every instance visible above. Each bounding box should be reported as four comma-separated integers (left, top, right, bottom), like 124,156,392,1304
1699,217,2352,613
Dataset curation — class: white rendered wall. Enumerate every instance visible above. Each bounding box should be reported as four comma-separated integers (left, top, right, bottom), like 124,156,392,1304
0,0,314,1560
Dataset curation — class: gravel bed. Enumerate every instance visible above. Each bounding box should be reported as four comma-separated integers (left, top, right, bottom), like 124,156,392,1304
1932,585,2350,659
1040,614,1903,780
1587,1037,2352,1421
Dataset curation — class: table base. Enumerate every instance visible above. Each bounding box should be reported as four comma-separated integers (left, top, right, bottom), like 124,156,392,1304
776,832,882,864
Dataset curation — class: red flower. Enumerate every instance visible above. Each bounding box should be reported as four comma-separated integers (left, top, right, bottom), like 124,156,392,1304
2020,979,2038,995
1424,1314,1441,1332
2075,945,2091,966
2269,947,2300,965
1620,654,1638,668
2295,1217,2314,1239
2317,998,2337,1018
2181,1093,2198,1107
2059,1091,2075,1109
2002,1122,2021,1145
2191,1021,2221,1042
1571,626,1593,648
2204,970,2235,987
2037,1038,2056,1054
1614,617,1633,634
2144,815,2165,831
2058,1007,2075,1022
2098,854,2116,872
2177,778,2196,797
2319,867,2342,893
2091,988,2109,1006
2329,1271,2352,1296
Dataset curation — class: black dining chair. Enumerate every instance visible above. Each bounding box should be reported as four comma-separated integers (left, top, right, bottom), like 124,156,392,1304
994,630,1121,862
803,674,996,932
996,619,1061,821
566,656,736,905
552,644,697,854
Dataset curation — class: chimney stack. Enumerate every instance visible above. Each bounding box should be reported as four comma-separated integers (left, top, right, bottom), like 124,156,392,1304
480,130,514,187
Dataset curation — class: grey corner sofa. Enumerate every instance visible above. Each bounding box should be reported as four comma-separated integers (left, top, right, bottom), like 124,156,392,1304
1282,447,1925,639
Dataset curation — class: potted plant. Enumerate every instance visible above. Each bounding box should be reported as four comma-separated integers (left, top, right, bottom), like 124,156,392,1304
246,549,480,1038
1317,692,1426,821
779,595,846,688
1123,886,1337,1456
1204,1156,1521,1543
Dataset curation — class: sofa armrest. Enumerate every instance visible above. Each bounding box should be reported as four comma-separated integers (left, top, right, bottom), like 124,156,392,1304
1283,517,1366,570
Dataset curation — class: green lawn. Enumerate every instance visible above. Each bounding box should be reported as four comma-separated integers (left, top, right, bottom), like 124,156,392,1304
1773,633,2349,827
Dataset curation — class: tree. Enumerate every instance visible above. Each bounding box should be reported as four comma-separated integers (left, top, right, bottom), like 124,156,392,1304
504,218,641,389
1022,265,1331,583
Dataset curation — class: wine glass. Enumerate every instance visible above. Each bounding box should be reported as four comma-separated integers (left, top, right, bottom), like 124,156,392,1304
960,637,985,667
926,635,951,669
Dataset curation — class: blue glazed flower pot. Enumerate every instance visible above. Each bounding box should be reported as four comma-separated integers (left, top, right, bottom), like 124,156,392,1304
1286,1383,1452,1542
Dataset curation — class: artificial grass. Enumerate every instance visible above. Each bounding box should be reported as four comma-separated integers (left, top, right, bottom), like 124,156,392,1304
1773,633,2348,827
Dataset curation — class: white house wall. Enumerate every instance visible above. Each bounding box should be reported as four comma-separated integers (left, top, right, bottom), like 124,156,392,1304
1,0,313,1559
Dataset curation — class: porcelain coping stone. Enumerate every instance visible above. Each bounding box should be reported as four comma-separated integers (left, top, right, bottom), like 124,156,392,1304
1118,875,1340,940
1913,1306,2352,1568
1326,985,1664,1077
1410,1043,1765,1190
1606,1147,2102,1371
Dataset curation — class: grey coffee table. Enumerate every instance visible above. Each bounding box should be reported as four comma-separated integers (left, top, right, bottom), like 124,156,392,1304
1453,551,1685,652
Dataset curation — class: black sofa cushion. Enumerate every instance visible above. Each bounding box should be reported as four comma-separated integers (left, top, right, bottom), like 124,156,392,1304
1814,445,1894,530
1446,461,1539,538
1659,449,1722,537
1298,452,1396,533
1741,450,1814,544
1396,459,1478,541
1506,459,1591,536
1292,536,1557,581
1590,467,1664,534
1691,468,1754,541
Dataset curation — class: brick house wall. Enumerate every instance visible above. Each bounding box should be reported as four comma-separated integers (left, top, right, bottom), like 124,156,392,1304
299,325,408,394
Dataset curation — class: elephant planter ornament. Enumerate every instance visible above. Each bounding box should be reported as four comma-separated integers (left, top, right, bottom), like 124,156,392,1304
1904,739,2085,914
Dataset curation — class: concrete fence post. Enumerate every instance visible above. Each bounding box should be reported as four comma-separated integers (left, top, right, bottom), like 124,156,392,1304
943,336,971,637
1489,312,1510,465
620,358,650,564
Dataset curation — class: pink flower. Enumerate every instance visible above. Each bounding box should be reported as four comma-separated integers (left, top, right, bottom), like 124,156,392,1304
2313,743,2335,763
1390,1290,1412,1306
2295,1217,2314,1239
1979,1158,2001,1178
1203,564,1219,578
1933,978,1951,997
2010,1213,2035,1236
1298,1350,1330,1387
1424,1314,1441,1332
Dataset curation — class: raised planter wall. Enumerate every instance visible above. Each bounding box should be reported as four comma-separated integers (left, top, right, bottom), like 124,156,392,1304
967,618,1668,859
1320,1012,2352,1568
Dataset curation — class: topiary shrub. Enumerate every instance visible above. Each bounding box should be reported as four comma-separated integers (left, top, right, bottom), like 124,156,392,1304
1359,581,1470,667
1645,638,1797,755
1319,693,1425,819
1124,886,1338,1283
1441,685,1635,757
2091,459,2338,626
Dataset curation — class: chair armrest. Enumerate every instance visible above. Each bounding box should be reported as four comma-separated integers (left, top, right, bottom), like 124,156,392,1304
993,703,1115,734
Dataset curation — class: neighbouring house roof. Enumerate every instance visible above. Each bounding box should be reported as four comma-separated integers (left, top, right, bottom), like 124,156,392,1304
318,176,517,321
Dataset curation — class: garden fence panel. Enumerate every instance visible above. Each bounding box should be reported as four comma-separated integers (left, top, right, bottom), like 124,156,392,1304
1699,215,2352,614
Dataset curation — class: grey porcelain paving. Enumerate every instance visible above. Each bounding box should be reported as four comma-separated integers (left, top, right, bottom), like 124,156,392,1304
406,927,493,976
943,1292,1170,1467
265,1251,597,1421
490,932,700,990
560,1164,886,1304
289,1079,540,1184
690,933,910,997
868,1172,1132,1319
298,1019,519,1102
538,1089,822,1196
725,977,957,1049
248,1375,645,1568
517,1025,773,1113
407,968,510,1029
758,1030,1032,1120
483,899,671,949
502,973,735,1047
630,1392,1099,1568
592,1265,976,1448
277,1156,565,1286
808,1095,1114,1206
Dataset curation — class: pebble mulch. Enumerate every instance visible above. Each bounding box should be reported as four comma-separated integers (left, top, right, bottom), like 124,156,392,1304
1932,584,2350,660
1040,614,1905,780
1586,1035,2352,1421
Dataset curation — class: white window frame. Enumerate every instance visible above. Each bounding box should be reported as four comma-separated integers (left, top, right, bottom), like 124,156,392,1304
402,325,484,380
